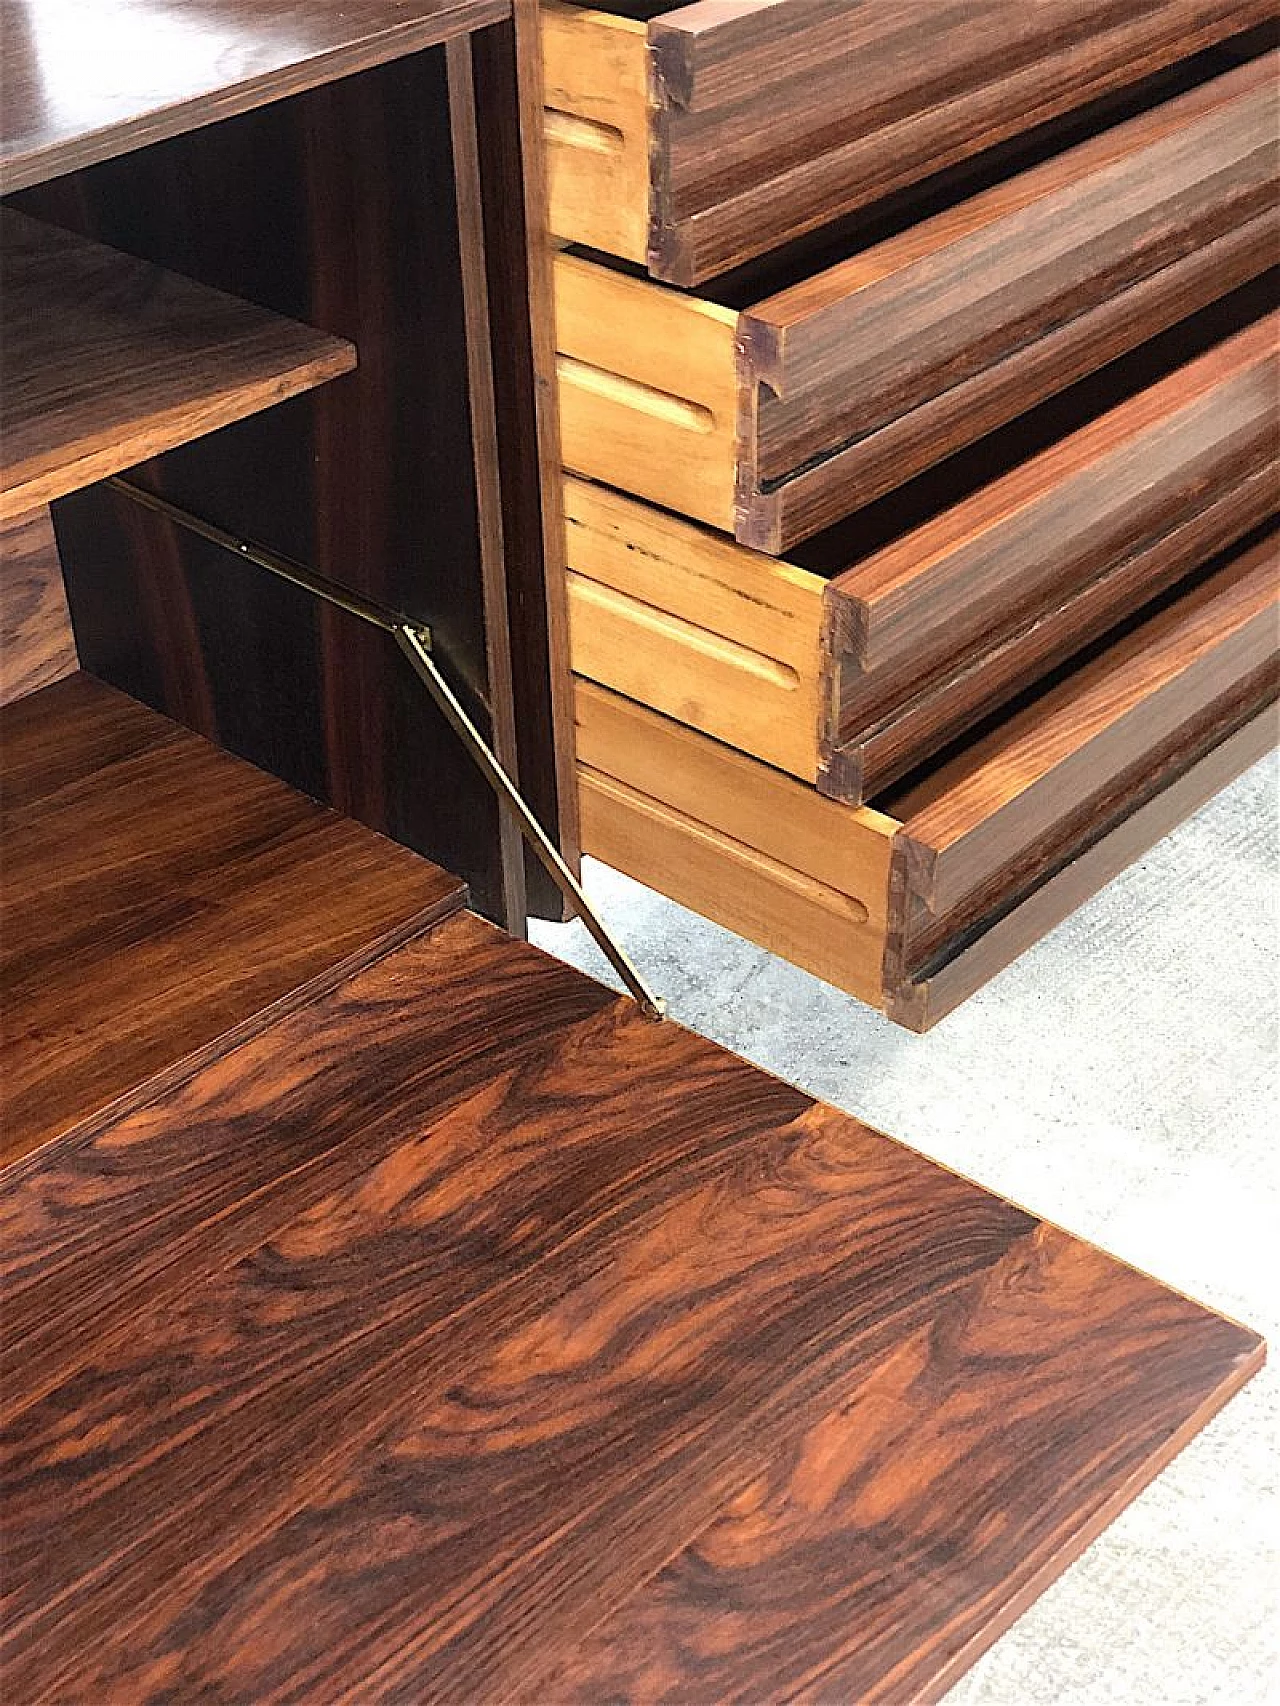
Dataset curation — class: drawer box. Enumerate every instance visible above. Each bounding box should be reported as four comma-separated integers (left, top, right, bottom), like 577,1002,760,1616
566,299,1279,800
555,52,1277,551
542,0,1273,286
576,530,1279,1029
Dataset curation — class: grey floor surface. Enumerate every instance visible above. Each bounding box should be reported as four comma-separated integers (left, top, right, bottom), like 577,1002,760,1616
531,749,1280,1706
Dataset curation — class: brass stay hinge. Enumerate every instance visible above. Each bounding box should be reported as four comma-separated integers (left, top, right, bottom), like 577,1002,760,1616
107,477,666,1021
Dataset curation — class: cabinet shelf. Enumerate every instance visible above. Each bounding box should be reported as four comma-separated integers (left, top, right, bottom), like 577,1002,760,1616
0,209,356,522
0,672,465,1166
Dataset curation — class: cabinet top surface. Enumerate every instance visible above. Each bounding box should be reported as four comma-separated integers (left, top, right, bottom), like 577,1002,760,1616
0,0,510,193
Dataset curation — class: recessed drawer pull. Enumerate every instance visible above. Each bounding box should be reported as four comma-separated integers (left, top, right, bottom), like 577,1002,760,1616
543,108,627,156
556,355,719,435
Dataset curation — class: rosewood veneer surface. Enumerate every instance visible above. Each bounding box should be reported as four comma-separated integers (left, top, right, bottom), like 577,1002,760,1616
0,673,465,1165
0,912,1261,1701
0,209,357,524
0,0,510,193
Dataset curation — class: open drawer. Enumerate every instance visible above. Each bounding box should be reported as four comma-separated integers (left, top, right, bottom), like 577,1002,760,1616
566,291,1279,799
576,530,1279,1030
555,50,1277,551
541,0,1273,287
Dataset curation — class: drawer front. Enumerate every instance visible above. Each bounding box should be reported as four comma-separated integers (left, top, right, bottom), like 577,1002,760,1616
564,476,827,781
555,254,738,535
556,56,1278,552
576,536,1279,1027
543,0,1273,286
885,532,1280,980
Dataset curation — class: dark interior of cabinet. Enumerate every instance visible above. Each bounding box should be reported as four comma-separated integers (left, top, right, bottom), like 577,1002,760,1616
6,31,552,926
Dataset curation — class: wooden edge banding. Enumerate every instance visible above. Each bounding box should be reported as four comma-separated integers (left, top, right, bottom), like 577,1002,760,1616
0,507,78,707
887,702,1279,1031
737,211,1278,553
446,35,528,934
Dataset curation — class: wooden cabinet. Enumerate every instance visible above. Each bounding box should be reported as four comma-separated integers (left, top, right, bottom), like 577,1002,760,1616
1,4,1269,1697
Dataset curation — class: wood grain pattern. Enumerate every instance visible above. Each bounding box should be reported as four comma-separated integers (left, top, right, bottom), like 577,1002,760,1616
0,209,356,524
576,679,903,1006
572,519,1279,1026
555,250,739,532
887,532,1280,969
0,507,77,706
565,474,826,779
561,290,1277,800
821,307,1280,798
737,51,1278,549
0,673,465,1166
542,1,650,264
471,5,585,916
0,0,510,195
0,911,1262,1700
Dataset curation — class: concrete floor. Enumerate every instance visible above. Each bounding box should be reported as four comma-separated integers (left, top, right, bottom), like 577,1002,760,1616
531,748,1280,1705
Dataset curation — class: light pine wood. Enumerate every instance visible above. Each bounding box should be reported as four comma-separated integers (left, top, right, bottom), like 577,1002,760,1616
565,475,825,779
554,251,738,531
0,507,77,706
0,209,357,523
575,680,895,1005
542,3,648,265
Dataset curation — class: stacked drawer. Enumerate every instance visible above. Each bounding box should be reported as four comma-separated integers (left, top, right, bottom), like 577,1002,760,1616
544,0,1280,1029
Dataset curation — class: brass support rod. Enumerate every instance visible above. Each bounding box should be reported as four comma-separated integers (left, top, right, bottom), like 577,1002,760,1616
394,624,665,1021
106,476,666,1021
107,478,404,632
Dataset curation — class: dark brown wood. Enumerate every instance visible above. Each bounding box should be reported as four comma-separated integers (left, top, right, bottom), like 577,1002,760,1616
0,912,1261,1701
472,8,583,916
0,208,356,523
446,33,528,930
0,0,509,195
0,506,77,705
735,53,1278,549
645,0,1271,284
882,531,1279,981
888,704,1279,1030
22,30,546,924
0,672,465,1166
818,308,1279,800
549,1223,1260,1703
